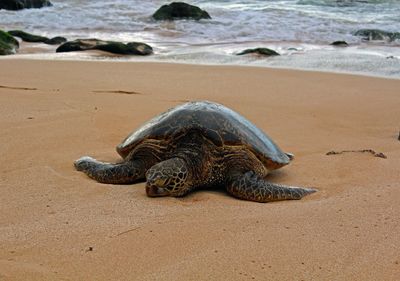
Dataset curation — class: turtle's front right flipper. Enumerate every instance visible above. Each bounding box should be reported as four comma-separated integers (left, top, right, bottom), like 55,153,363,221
74,156,145,184
226,171,316,203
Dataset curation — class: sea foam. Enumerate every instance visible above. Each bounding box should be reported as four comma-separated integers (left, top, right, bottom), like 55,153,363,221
0,0,399,78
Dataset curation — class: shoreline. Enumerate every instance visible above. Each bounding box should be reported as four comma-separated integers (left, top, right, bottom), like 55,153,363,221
1,59,399,280
2,52,400,81
2,29,399,79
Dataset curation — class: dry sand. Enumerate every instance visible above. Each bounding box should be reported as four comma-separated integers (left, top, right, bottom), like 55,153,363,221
0,59,399,281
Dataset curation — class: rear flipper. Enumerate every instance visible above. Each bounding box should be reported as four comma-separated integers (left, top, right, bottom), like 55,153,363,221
74,156,145,184
226,171,316,203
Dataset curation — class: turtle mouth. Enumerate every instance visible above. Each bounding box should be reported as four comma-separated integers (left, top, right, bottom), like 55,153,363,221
146,184,170,197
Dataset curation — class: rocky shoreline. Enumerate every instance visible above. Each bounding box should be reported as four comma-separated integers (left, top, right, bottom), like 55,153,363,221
2,27,398,59
0,2,215,56
0,2,399,64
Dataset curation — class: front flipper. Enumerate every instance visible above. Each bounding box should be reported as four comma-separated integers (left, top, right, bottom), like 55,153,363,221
74,156,145,184
226,171,316,203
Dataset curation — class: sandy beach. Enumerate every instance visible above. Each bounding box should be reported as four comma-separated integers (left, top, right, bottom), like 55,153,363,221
0,59,399,280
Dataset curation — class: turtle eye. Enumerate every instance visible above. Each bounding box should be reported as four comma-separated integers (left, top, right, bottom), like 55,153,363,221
154,177,167,187
151,174,175,191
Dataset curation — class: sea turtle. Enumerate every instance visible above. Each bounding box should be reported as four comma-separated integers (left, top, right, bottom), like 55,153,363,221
74,101,316,203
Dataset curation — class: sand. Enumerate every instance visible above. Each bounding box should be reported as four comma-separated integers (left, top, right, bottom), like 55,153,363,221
0,59,399,281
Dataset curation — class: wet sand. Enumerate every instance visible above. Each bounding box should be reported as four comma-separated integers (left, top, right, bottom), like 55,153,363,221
0,59,399,280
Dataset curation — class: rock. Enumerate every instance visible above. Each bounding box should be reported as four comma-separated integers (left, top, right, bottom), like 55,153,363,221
0,0,52,10
56,39,100,52
237,48,280,57
8,30,67,45
354,29,400,42
330,41,348,47
44,36,67,45
0,30,19,55
153,2,211,21
97,42,153,55
56,39,153,56
9,30,48,43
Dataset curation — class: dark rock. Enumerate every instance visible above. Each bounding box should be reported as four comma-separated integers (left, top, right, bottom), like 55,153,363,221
56,39,99,52
8,30,66,45
56,39,153,56
0,30,19,55
237,48,280,57
330,41,348,47
44,36,67,45
153,2,211,21
354,29,400,42
97,42,153,55
8,30,48,42
0,0,52,10
0,30,19,48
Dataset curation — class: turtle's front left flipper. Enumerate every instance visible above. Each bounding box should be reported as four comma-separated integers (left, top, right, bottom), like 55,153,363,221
226,171,316,203
74,156,146,184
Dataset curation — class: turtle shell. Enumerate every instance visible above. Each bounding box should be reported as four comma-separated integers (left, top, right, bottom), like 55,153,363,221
117,101,290,169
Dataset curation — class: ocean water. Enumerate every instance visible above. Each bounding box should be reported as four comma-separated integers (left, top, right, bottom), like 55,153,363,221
1,0,399,78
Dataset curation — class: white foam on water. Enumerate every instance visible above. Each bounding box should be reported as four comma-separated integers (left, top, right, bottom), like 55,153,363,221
0,0,400,78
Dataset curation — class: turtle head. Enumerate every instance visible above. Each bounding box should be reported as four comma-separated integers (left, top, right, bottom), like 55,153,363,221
145,158,192,197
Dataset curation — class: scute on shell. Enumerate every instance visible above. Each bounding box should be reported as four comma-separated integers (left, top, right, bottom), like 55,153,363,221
116,101,290,169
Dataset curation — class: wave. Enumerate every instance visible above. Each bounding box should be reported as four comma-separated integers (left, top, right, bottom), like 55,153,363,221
297,0,399,6
1,0,399,78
